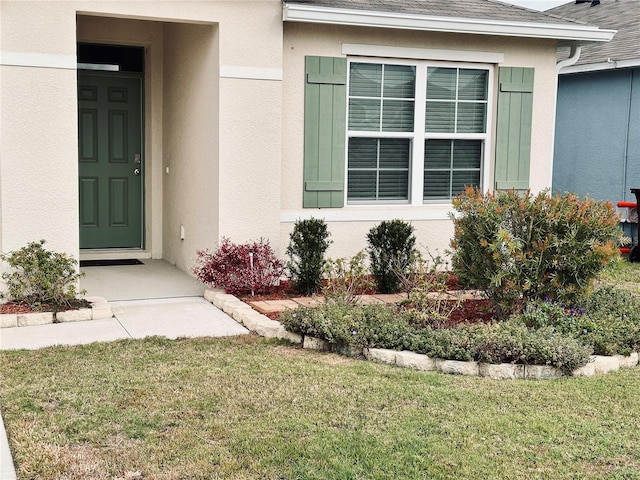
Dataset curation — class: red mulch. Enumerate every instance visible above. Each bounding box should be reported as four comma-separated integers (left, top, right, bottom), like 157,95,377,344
0,302,35,314
0,299,90,314
237,274,497,326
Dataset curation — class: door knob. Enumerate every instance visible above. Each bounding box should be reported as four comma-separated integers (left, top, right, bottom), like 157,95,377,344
134,168,141,176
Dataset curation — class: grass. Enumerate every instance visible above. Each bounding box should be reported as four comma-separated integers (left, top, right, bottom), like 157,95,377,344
2,335,640,479
599,256,640,295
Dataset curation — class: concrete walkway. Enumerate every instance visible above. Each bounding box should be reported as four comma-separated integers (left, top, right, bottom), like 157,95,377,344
0,260,249,479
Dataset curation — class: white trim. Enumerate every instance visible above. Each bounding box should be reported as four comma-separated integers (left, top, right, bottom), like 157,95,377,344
219,65,282,81
283,3,616,45
344,57,492,206
343,44,504,64
281,205,453,223
0,51,76,70
559,58,640,74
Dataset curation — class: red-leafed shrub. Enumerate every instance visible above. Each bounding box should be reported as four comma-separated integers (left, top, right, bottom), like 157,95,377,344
192,237,284,296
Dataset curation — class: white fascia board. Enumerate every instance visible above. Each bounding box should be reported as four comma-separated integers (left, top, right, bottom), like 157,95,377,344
283,3,616,45
559,58,640,74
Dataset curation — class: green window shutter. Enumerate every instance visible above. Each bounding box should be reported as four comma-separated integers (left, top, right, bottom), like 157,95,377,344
495,67,534,191
303,56,347,208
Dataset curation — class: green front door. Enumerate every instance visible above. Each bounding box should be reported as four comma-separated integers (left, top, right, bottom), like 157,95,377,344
78,72,143,249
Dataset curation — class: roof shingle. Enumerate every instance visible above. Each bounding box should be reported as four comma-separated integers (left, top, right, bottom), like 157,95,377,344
548,0,639,65
284,0,586,25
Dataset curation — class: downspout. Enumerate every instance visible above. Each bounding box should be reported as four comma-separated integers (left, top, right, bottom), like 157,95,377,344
549,45,583,189
556,45,582,73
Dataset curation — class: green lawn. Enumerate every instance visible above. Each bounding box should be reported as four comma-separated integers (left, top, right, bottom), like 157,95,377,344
1,335,640,480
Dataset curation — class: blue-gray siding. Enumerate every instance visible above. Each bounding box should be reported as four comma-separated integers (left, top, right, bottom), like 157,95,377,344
553,68,640,205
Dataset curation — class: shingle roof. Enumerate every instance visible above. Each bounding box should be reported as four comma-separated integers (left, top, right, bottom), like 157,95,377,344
284,0,586,25
548,0,640,65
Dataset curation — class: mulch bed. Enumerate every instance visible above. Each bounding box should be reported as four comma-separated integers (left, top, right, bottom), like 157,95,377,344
239,274,498,326
0,299,91,315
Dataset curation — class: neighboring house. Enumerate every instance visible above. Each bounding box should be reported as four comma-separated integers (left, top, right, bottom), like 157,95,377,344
551,0,640,209
0,0,614,280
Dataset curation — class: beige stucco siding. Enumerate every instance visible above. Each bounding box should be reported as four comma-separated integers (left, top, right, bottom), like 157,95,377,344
280,23,559,260
1,0,283,272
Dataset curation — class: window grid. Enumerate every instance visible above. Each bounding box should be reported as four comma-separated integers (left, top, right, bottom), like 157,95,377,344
347,60,490,205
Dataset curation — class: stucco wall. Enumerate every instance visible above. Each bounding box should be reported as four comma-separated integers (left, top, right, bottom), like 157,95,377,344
1,2,78,257
1,1,283,273
280,23,559,260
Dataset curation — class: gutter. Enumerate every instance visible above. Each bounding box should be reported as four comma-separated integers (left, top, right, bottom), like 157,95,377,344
283,3,616,45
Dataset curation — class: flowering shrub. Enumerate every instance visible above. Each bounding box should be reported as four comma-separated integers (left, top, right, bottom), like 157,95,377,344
450,188,622,317
519,286,640,356
192,237,284,296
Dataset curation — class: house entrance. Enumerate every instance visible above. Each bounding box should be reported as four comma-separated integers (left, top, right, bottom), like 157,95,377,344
77,44,144,249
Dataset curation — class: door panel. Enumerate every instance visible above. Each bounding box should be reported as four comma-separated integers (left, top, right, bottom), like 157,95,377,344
78,73,143,248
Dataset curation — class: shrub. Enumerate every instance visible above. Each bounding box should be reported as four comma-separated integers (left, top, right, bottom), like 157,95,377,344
367,219,418,294
473,320,592,374
192,237,284,296
0,240,85,310
450,187,621,317
286,218,332,295
322,251,373,305
280,300,591,372
398,253,460,328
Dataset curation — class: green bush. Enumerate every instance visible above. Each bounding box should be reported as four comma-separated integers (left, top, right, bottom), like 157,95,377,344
280,301,592,372
286,218,331,295
450,188,621,317
519,286,640,356
367,219,418,294
473,320,592,374
0,240,85,310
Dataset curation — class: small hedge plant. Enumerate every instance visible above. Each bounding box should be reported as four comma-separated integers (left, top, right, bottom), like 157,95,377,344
192,237,284,296
367,219,418,294
0,239,85,310
280,303,591,374
286,218,331,295
450,188,621,317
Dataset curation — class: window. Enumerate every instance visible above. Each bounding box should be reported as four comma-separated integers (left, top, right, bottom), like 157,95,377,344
347,60,489,204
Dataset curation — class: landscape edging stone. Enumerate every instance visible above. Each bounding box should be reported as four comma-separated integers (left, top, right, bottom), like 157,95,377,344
205,288,639,379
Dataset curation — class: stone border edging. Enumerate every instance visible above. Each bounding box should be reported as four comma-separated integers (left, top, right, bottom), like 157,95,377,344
0,296,113,328
204,288,640,380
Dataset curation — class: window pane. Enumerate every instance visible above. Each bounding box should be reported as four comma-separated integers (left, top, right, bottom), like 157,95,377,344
427,67,456,100
458,69,487,101
457,103,486,133
424,139,451,169
423,171,451,199
348,138,378,168
349,98,380,131
382,99,414,132
348,171,377,200
424,140,482,200
383,65,415,98
425,101,455,132
348,138,410,202
380,139,410,168
453,140,482,168
350,63,381,97
379,171,409,200
452,170,481,196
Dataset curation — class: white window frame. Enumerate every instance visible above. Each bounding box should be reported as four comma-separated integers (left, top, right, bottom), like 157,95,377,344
345,56,494,206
